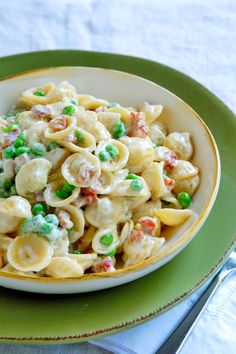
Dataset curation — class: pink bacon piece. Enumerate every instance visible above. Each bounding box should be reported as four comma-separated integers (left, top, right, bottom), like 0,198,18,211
129,230,144,242
78,163,96,184
31,105,51,119
139,217,157,236
57,210,73,229
128,112,149,138
48,116,67,132
163,175,175,190
92,257,115,273
80,187,99,205
164,151,177,170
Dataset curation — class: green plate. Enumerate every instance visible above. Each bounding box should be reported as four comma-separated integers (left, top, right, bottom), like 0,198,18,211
0,50,235,344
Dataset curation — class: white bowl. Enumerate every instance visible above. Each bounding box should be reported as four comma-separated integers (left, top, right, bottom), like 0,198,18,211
0,67,220,294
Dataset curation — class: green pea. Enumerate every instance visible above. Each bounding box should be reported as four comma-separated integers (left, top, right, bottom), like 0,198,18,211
38,223,54,235
105,144,119,159
126,173,138,180
75,129,85,143
14,137,25,148
15,146,30,156
2,124,19,133
70,99,77,106
104,248,116,257
0,187,9,198
177,192,191,208
32,203,48,216
55,188,70,199
47,141,59,151
31,143,46,157
63,182,75,193
21,218,34,234
152,143,158,149
2,179,14,191
71,250,81,254
62,105,75,116
34,90,46,97
2,146,16,159
130,179,144,192
100,233,113,246
99,151,110,162
112,121,127,139
9,185,17,196
107,103,120,108
30,215,45,232
44,214,59,226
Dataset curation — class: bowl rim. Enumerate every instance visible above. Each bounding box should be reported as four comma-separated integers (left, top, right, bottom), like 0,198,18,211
0,66,221,283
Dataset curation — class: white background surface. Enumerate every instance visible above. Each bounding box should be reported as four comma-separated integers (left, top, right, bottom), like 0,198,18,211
0,0,235,353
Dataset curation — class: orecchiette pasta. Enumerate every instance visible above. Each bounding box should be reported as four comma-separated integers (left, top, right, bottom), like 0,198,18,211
164,132,193,160
0,80,200,277
62,151,101,188
120,136,154,173
15,158,52,197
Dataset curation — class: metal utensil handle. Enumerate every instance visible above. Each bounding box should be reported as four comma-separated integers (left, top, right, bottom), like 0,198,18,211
156,273,222,354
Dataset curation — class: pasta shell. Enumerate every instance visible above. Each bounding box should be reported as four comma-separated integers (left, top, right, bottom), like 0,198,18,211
77,225,96,252
149,122,166,146
96,170,115,194
44,116,77,141
61,151,101,188
52,235,69,256
92,226,119,255
97,111,121,132
1,263,38,277
26,121,48,146
47,81,78,103
141,162,169,200
132,200,161,223
78,94,109,110
19,83,55,108
60,127,96,153
56,205,85,243
110,176,151,209
46,147,70,173
44,179,80,207
7,234,53,272
0,234,13,265
106,106,131,128
45,256,84,278
154,208,192,226
95,139,129,172
123,234,165,267
0,196,32,233
164,132,193,160
173,174,200,196
168,160,199,181
120,136,154,173
85,197,123,228
15,158,52,197
68,253,97,270
117,220,134,253
140,102,163,125
17,111,40,130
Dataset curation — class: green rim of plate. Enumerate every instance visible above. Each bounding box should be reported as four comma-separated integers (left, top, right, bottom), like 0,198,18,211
0,50,235,344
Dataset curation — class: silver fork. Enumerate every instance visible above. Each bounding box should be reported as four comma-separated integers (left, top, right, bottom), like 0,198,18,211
156,247,236,354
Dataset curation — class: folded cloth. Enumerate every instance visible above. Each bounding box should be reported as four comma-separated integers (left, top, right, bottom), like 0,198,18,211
91,271,236,354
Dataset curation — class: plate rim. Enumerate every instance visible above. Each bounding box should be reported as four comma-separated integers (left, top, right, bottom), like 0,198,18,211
0,50,235,343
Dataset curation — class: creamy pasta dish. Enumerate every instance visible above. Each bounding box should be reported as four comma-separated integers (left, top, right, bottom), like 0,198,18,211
0,81,200,278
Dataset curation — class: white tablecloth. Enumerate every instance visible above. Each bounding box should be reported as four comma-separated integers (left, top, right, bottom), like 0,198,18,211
0,0,235,353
